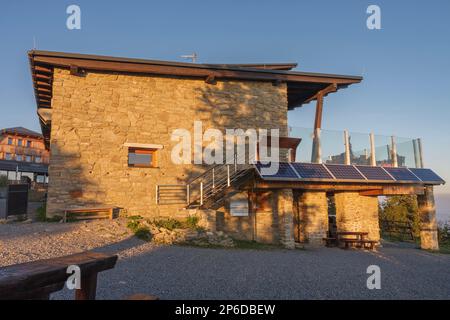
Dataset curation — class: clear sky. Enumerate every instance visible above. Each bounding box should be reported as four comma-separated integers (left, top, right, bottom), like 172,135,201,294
1,0,450,201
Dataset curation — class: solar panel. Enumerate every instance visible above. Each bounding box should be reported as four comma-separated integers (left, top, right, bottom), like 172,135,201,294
408,168,445,183
290,163,334,180
355,165,394,181
254,162,299,179
383,167,421,182
325,164,365,180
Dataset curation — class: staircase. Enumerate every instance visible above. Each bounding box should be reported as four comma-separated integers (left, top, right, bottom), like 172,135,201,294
156,152,254,209
186,153,254,209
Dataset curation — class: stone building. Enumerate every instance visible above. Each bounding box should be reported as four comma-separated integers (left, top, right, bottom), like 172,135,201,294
28,50,444,250
0,127,49,182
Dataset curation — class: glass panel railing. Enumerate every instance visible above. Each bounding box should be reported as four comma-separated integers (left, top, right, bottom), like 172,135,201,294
288,126,423,168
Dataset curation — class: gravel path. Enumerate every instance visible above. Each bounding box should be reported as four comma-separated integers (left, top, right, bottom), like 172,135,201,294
1,221,450,299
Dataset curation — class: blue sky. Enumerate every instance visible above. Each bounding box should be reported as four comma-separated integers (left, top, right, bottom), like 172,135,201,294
1,0,450,200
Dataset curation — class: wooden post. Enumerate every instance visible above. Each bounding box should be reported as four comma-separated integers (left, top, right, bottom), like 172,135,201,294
370,133,376,166
75,273,98,300
344,130,351,165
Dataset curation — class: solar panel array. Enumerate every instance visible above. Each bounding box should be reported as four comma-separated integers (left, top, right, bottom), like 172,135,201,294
253,162,444,185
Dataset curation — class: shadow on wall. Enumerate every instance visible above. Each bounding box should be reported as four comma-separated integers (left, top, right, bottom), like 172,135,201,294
46,142,106,217
165,80,288,241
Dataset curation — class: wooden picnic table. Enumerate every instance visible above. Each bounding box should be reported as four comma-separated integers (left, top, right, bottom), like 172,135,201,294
336,231,377,250
0,252,118,300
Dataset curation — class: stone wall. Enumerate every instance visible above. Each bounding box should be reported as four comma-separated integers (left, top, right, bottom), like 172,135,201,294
334,192,380,241
296,191,328,245
47,69,288,217
417,186,439,250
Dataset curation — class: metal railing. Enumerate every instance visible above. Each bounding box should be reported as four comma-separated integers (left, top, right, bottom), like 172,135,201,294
156,151,253,207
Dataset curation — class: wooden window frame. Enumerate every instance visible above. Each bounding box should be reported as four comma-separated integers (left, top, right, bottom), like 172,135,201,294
128,147,158,168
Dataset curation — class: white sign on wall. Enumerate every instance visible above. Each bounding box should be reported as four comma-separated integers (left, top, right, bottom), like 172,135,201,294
230,199,249,217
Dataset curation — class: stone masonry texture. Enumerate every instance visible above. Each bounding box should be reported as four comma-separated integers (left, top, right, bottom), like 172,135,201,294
297,191,329,245
334,192,380,241
47,69,288,217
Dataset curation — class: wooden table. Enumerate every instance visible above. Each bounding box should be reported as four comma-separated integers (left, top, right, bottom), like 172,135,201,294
337,232,377,250
0,252,118,300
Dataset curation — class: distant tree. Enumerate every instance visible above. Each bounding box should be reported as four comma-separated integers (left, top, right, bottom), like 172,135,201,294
380,195,420,237
0,175,8,187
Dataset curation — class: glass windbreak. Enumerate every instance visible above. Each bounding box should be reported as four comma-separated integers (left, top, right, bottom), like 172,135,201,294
288,126,422,168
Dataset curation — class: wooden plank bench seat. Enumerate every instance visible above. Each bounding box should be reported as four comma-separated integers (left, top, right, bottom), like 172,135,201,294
0,252,118,300
340,239,378,250
63,207,116,222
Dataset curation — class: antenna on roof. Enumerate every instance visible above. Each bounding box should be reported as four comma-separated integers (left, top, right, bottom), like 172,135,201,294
180,53,198,63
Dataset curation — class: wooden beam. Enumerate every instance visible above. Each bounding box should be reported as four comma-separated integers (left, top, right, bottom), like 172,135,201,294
34,65,52,74
360,185,425,196
33,56,362,85
38,94,52,99
37,87,52,94
314,94,324,130
205,74,216,84
254,180,426,192
304,83,338,104
36,81,51,88
35,73,52,81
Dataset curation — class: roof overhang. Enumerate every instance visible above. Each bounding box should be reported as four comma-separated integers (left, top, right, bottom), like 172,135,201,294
28,50,363,147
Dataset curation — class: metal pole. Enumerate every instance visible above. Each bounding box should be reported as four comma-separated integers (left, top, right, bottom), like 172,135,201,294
234,153,237,172
227,165,231,186
418,138,424,168
212,168,215,188
186,185,190,205
200,182,203,206
370,133,376,166
156,185,159,205
391,136,398,167
344,130,351,165
413,139,420,168
311,128,322,164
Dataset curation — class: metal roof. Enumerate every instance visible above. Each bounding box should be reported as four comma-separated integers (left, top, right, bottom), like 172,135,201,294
0,159,48,174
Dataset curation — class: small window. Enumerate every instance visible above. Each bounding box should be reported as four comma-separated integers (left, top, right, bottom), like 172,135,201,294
7,138,13,145
35,156,42,163
25,155,32,162
26,140,32,148
128,148,157,168
5,153,12,160
18,139,23,146
16,154,23,161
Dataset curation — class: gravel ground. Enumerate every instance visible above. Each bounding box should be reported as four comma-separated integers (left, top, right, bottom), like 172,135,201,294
1,220,450,299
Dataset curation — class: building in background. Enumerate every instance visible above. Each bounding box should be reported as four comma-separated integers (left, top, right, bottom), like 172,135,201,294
0,127,49,183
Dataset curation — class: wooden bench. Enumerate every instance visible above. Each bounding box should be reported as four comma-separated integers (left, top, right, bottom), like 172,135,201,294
0,252,118,300
63,207,115,223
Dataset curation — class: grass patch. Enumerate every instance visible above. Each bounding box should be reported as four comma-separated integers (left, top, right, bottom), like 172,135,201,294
438,242,450,254
150,216,203,231
134,226,152,241
233,239,281,250
126,215,151,241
